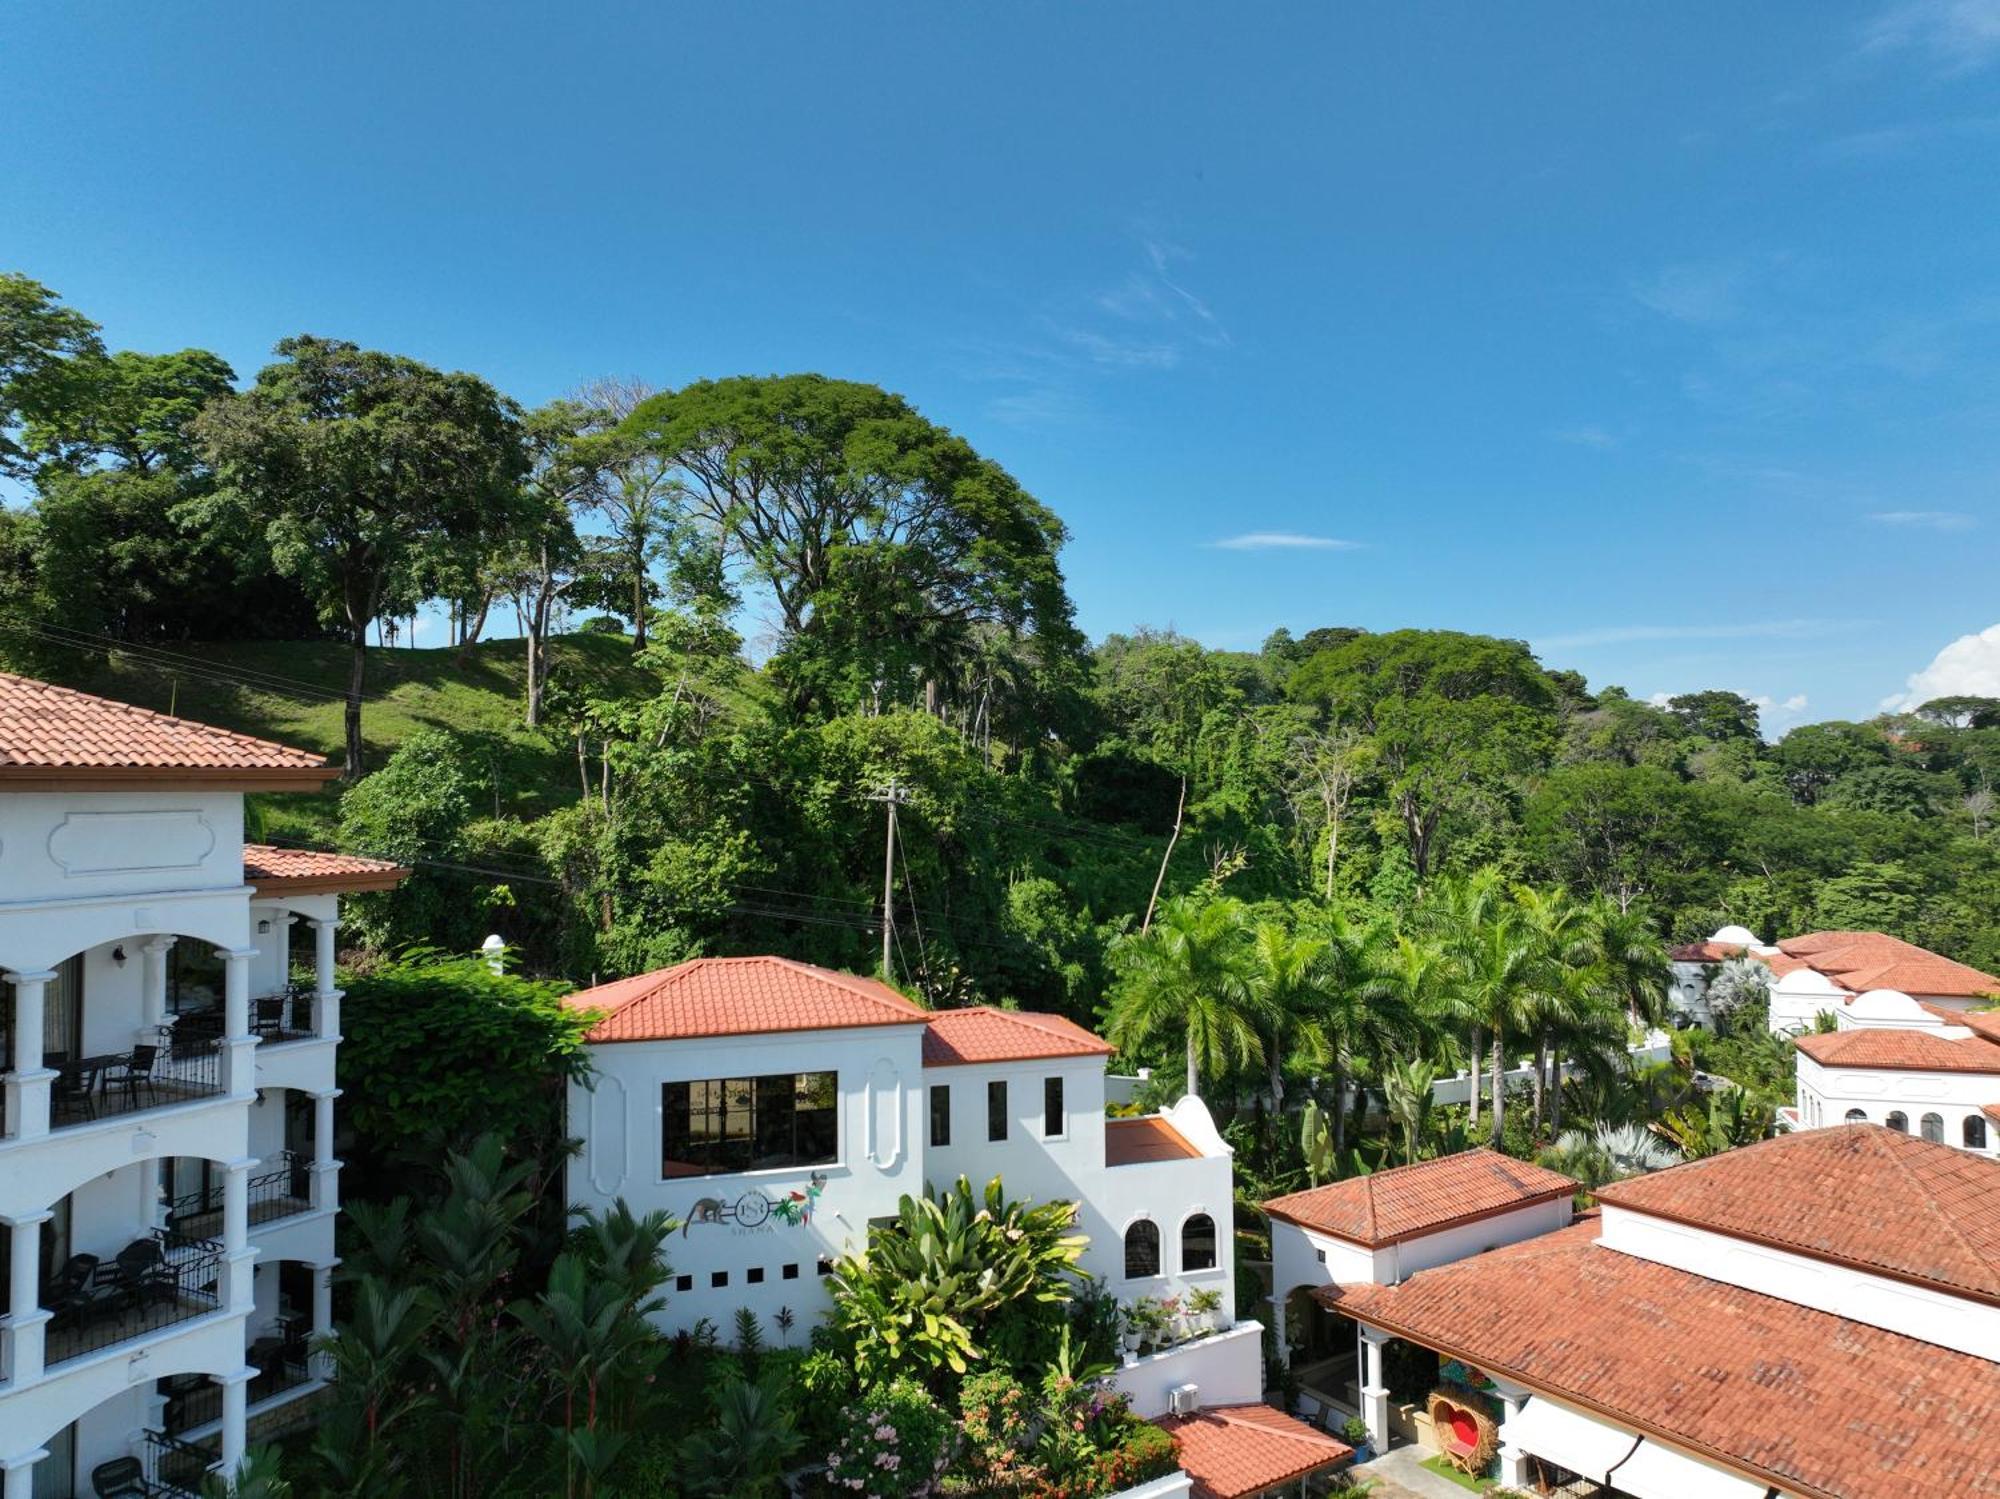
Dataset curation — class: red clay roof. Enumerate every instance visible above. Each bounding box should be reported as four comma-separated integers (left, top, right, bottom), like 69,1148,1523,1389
1985,1102,2000,1125
1322,1220,2000,1499
566,956,927,1042
1104,1115,1202,1166
243,844,409,895
1596,1126,2000,1303
0,671,334,788
1946,1006,2000,1044
920,1005,1114,1067
1777,930,2000,1000
1794,1026,2000,1075
1156,1404,1351,1499
1262,1148,1575,1248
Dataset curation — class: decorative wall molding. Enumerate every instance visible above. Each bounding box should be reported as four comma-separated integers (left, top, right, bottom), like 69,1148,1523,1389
48,811,216,877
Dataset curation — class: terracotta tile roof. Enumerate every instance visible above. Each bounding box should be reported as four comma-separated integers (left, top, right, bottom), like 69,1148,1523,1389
1156,1404,1351,1499
1669,939,1751,962
920,1005,1115,1067
1946,1006,2000,1044
1321,1221,2000,1499
1794,1026,2000,1075
1985,1102,2000,1126
1777,930,2000,1000
1104,1115,1202,1166
0,671,334,788
243,844,409,894
1261,1148,1575,1248
566,955,928,1043
1595,1126,2000,1303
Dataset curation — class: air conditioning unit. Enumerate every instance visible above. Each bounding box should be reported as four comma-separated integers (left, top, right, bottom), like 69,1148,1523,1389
1168,1383,1201,1417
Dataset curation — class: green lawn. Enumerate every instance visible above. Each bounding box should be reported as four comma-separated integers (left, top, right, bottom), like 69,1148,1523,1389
1419,1453,1498,1492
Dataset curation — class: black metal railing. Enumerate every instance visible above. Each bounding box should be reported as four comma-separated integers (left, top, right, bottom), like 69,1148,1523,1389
44,1229,225,1366
144,1428,216,1496
51,1028,224,1129
166,1150,314,1240
162,1318,312,1435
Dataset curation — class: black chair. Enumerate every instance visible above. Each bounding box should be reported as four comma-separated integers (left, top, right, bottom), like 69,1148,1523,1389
90,1455,157,1497
253,995,287,1037
106,1045,160,1108
108,1237,175,1311
45,1252,102,1329
52,1058,102,1122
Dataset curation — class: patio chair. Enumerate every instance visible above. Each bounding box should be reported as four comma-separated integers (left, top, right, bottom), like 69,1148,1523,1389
253,995,287,1036
107,1236,176,1311
89,1456,158,1497
106,1045,160,1109
45,1252,102,1329
52,1057,103,1122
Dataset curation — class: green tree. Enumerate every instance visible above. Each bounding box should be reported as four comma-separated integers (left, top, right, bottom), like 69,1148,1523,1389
0,271,103,476
1104,894,1261,1100
191,336,528,774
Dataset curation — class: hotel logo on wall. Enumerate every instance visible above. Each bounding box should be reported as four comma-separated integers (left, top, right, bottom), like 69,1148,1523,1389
681,1172,826,1235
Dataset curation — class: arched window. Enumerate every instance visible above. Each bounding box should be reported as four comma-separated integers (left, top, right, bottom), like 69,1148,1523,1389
1921,1113,1945,1144
1844,1108,1868,1125
1964,1115,1988,1150
1181,1213,1217,1272
1885,1111,1908,1133
1124,1219,1160,1279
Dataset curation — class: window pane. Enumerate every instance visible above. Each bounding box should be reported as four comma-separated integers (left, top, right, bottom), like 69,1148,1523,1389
1043,1077,1064,1138
1921,1113,1945,1144
1125,1219,1160,1278
1182,1212,1217,1272
1885,1112,1908,1133
988,1080,1008,1142
1966,1116,1989,1149
930,1084,951,1148
663,1072,837,1178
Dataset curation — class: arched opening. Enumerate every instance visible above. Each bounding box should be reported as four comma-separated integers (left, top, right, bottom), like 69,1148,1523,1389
1920,1113,1945,1144
1181,1212,1217,1272
1965,1115,1989,1150
163,1259,321,1442
1843,1108,1867,1124
1885,1111,1908,1133
1124,1218,1160,1279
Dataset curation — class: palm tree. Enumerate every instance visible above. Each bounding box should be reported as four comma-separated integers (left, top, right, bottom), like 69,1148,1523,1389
1106,894,1261,1100
1514,885,1601,1137
1243,919,1330,1110
1539,1122,1681,1190
1381,1056,1440,1165
1456,901,1536,1146
1420,869,1507,1132
1586,897,1669,1027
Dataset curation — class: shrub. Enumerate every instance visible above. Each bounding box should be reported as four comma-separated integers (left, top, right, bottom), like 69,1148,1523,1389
957,1370,1035,1491
822,1377,953,1497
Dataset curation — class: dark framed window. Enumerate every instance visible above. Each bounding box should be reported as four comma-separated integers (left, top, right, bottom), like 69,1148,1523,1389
1965,1115,1989,1150
1885,1111,1908,1133
662,1071,837,1178
930,1084,951,1148
1125,1219,1160,1279
1921,1113,1945,1144
782,1263,799,1281
988,1080,1008,1142
167,944,223,1017
748,1267,765,1284
711,1271,728,1288
1043,1077,1064,1138
1181,1213,1217,1272
816,1257,833,1277
1844,1109,1868,1124
675,1274,693,1293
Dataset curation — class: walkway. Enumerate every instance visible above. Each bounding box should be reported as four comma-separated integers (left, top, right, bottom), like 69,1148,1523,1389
1350,1442,1502,1499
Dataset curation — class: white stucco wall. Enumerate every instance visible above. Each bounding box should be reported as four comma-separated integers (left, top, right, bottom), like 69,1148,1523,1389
0,792,246,906
1270,1196,1573,1316
1793,1052,2000,1153
1598,1203,2000,1361
1105,1321,1265,1418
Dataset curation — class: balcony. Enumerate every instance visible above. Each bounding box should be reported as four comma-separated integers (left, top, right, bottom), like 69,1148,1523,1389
48,1029,226,1131
166,1150,314,1240
163,1315,314,1435
43,1229,227,1368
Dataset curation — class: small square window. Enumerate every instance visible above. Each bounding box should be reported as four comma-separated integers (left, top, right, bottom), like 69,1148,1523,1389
1314,1250,1326,1265
782,1263,799,1281
748,1267,765,1284
676,1274,694,1292
816,1257,834,1277
711,1271,728,1288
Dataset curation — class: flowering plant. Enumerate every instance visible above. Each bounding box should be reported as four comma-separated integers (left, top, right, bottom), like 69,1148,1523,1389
822,1377,953,1497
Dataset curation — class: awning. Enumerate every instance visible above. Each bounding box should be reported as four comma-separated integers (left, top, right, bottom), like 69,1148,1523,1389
1504,1397,1640,1479
1610,1437,1772,1499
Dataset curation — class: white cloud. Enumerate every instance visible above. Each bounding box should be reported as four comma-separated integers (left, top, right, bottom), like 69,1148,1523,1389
1865,0,2000,72
1550,424,1620,449
1782,693,1810,712
1208,532,1361,552
1632,260,1748,325
1882,622,2000,709
1537,619,1854,650
1867,509,1976,530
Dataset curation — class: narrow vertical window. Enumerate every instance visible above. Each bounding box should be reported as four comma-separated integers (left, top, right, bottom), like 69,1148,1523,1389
988,1079,1008,1142
930,1084,951,1148
1043,1076,1064,1138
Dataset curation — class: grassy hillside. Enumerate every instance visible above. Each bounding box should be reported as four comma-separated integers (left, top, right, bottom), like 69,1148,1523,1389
7,630,672,837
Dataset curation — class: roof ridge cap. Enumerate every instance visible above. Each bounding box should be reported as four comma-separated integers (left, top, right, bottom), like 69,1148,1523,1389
1869,1130,1991,1289
766,954,927,1018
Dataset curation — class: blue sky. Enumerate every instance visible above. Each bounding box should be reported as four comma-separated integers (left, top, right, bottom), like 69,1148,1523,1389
11,1,2000,728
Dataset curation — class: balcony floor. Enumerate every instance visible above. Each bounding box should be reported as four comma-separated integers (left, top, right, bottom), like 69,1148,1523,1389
52,1079,227,1131
45,1292,223,1368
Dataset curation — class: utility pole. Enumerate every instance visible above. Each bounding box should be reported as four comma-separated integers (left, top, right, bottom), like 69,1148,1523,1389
866,778,906,981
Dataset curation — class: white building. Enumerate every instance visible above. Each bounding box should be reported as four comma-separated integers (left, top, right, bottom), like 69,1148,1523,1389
563,955,1264,1418
1668,924,2000,1033
1783,988,2000,1155
1322,1127,2000,1499
0,672,405,1499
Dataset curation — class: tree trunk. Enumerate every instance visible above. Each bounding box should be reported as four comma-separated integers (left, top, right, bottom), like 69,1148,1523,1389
1186,1032,1199,1102
1330,1052,1346,1152
1550,1048,1564,1132
1325,810,1338,901
631,562,647,650
1490,1025,1506,1146
1531,1036,1548,1134
1467,1026,1483,1131
344,627,368,779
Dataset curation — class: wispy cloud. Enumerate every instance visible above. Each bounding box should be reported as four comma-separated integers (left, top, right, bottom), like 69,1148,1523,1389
1867,509,1977,530
1550,424,1620,450
1538,619,1858,650
1864,0,2000,73
984,387,1089,428
1632,260,1750,326
1208,532,1361,552
1045,320,1184,370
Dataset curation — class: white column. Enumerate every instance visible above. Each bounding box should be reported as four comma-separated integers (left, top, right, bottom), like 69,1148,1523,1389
5,971,56,1140
1496,1391,1530,1489
1,1449,48,1499
221,1157,257,1312
1358,1326,1391,1452
140,937,175,1034
310,919,342,1041
3,1211,51,1386
310,1260,338,1380
219,1365,253,1481
219,947,259,1095
310,1089,341,1213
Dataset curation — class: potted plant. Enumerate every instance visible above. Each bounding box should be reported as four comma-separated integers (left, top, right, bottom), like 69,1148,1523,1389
1120,1302,1145,1355
1130,1296,1166,1353
1157,1294,1185,1346
1186,1285,1224,1335
1343,1415,1374,1464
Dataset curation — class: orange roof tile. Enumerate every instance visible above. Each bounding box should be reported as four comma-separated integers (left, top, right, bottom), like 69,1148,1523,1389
0,671,334,788
1262,1148,1575,1248
920,1005,1114,1066
244,844,409,894
566,956,927,1042
1946,1006,2000,1044
1794,1026,2000,1075
1156,1404,1351,1499
1985,1102,2000,1126
1596,1126,2000,1303
1321,1221,2000,1499
1777,930,2000,1000
1105,1115,1202,1166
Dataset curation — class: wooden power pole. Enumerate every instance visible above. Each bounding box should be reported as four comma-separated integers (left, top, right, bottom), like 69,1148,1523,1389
866,778,906,981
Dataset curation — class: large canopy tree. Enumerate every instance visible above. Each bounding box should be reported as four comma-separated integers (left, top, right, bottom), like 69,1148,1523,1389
0,272,104,477
620,375,1083,729
192,337,528,774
